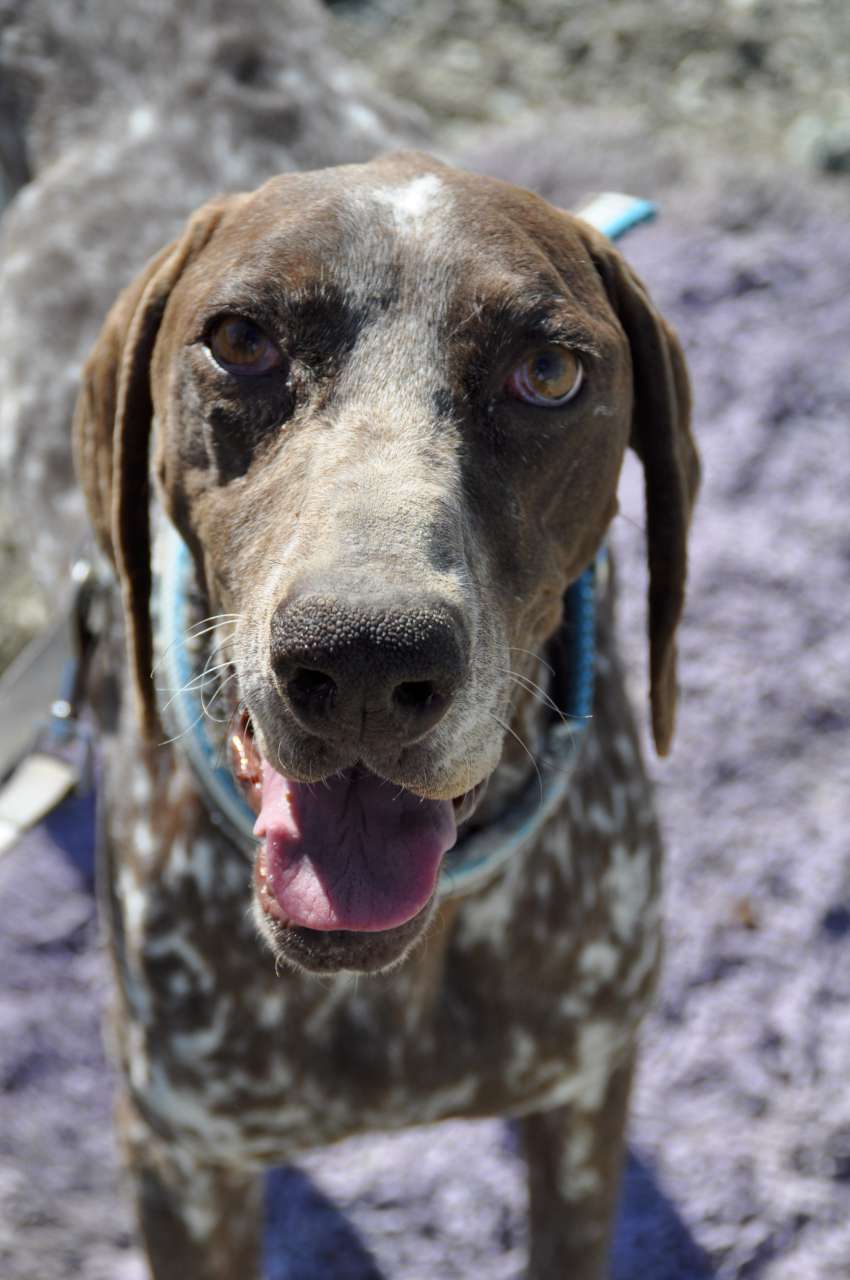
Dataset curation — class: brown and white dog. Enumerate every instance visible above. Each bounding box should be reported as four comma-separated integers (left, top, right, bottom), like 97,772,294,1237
73,150,698,1279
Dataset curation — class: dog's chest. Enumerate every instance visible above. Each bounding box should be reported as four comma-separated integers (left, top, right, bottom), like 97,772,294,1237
102,678,661,1166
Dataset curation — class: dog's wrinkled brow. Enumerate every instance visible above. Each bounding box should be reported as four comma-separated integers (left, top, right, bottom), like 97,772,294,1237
189,285,393,366
449,297,602,357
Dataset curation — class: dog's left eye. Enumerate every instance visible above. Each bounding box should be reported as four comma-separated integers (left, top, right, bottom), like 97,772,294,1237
505,346,583,407
207,315,284,375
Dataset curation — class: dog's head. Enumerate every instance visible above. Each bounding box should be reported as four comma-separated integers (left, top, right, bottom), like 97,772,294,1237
74,152,698,973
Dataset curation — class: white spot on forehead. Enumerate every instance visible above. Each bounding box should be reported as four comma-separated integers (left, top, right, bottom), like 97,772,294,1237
372,174,449,236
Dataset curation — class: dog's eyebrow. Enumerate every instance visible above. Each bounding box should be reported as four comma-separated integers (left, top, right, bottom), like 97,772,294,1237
198,278,348,319
528,310,601,355
193,282,369,348
453,297,601,357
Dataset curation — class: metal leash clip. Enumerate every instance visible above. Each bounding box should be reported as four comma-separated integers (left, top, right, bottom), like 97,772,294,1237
39,558,100,790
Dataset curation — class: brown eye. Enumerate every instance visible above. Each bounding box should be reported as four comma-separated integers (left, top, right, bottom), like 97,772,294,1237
505,346,583,407
207,315,283,375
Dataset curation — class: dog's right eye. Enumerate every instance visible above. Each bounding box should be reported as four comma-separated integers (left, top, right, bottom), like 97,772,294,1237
207,315,284,375
505,345,583,407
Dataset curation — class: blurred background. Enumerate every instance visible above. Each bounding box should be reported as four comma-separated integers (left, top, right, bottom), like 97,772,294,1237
1,1,849,1276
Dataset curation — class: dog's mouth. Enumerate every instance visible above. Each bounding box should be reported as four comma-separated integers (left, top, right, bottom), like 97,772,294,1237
230,713,484,947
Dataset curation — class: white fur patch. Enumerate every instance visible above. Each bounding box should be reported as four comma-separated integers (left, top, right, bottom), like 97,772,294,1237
118,866,146,946
171,998,232,1060
132,820,157,864
578,940,621,984
559,1121,603,1200
602,842,652,943
574,1019,620,1111
373,174,448,236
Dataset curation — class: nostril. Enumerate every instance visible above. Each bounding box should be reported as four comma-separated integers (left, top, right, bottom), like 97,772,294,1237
393,680,448,722
394,680,436,710
287,667,337,713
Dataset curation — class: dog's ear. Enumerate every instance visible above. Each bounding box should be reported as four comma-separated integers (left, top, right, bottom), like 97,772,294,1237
578,223,700,756
73,198,235,740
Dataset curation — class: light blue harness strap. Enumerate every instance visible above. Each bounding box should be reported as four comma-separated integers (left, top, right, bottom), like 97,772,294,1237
154,191,656,885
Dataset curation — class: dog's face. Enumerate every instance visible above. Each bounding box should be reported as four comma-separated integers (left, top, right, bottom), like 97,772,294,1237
74,153,697,974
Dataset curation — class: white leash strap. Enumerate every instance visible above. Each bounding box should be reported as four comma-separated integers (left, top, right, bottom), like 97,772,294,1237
0,754,78,856
0,607,75,782
0,558,98,854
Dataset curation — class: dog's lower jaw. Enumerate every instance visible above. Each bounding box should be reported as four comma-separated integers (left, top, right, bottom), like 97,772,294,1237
233,709,492,973
252,881,438,975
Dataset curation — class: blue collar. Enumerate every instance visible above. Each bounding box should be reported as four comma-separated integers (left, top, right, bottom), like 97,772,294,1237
152,192,654,898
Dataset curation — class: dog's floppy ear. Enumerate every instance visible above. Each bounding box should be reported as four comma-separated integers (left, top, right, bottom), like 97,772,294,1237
579,223,700,756
73,198,235,740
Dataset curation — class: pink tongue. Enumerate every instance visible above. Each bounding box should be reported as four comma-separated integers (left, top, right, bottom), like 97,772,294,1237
254,764,457,932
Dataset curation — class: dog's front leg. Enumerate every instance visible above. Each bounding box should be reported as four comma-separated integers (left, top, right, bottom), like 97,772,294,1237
520,1050,635,1280
118,1096,263,1280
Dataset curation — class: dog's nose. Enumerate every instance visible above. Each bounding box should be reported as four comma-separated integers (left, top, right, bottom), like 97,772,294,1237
270,589,467,747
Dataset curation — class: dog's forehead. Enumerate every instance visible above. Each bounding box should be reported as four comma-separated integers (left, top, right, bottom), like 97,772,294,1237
201,159,590,306
245,156,554,238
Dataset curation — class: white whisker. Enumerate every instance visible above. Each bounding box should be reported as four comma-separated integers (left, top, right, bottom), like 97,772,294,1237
508,646,555,678
157,661,234,713
151,615,242,675
488,710,543,806
157,708,205,748
499,666,566,721
203,669,241,722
